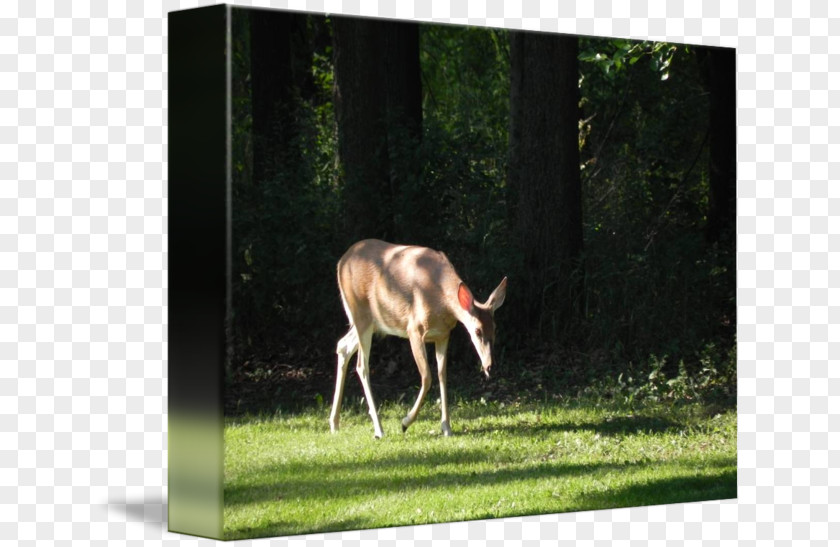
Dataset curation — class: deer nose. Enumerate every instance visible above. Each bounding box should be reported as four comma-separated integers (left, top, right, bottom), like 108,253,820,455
483,344,495,377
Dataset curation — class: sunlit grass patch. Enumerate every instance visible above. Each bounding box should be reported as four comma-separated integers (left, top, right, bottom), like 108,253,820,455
223,399,736,539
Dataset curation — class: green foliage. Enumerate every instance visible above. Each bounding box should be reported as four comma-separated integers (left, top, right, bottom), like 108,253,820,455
396,24,514,294
232,98,343,350
579,39,677,80
227,15,735,414
231,12,253,186
587,342,736,410
572,36,733,377
420,25,510,144
230,12,343,361
576,230,733,369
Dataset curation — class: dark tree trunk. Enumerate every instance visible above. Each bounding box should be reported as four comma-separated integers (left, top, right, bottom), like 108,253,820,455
249,9,293,185
382,20,423,241
508,31,583,336
383,21,423,141
697,46,737,348
703,46,736,247
332,17,393,242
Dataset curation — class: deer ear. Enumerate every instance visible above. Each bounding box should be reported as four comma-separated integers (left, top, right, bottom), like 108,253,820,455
486,276,507,311
457,283,474,312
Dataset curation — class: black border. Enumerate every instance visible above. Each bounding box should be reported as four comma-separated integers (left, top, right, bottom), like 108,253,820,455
168,4,228,539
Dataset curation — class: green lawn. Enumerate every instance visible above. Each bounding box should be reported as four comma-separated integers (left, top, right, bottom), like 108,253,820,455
223,399,736,539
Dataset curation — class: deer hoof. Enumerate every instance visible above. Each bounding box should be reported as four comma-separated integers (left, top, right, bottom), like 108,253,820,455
401,417,410,433
441,422,452,437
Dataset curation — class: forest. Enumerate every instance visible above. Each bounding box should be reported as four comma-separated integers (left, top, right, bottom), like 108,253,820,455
224,10,736,416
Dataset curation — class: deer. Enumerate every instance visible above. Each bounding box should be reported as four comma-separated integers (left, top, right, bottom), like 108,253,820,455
329,239,507,438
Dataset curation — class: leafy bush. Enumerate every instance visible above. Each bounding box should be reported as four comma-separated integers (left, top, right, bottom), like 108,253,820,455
596,343,736,408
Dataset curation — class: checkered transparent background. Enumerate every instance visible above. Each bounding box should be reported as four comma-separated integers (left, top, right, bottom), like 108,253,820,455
1,0,836,544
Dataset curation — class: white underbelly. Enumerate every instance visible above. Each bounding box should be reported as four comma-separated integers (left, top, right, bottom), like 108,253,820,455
374,322,409,339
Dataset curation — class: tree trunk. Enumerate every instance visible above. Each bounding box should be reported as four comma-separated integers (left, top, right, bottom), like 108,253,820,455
508,31,583,336
382,20,423,240
383,21,423,141
704,46,736,247
249,9,293,185
332,17,393,242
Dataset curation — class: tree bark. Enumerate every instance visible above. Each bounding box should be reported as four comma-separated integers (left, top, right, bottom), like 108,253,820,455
382,20,423,240
249,9,293,185
508,31,583,335
703,46,736,247
383,21,423,141
332,17,393,242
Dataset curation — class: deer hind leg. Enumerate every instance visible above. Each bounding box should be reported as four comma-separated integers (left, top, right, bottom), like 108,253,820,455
330,327,359,433
435,337,452,436
401,329,432,433
354,324,384,438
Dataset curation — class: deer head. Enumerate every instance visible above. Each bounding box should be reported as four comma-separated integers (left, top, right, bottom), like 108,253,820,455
457,277,507,378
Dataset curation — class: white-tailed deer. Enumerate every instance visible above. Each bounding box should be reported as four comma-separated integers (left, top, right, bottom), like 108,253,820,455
329,239,507,438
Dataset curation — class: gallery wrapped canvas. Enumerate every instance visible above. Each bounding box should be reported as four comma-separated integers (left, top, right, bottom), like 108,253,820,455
169,4,736,540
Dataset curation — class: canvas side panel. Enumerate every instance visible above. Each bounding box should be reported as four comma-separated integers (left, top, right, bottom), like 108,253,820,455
167,4,228,540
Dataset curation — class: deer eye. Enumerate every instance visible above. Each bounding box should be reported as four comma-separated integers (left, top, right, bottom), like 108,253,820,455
475,328,483,338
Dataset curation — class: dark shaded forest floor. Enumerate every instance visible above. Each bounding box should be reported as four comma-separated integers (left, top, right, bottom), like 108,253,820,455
224,335,736,417
226,339,534,417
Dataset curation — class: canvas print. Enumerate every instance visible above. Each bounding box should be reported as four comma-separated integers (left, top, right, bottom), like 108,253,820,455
170,5,736,540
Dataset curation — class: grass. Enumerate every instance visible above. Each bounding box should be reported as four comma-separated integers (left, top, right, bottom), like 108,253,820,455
223,397,736,539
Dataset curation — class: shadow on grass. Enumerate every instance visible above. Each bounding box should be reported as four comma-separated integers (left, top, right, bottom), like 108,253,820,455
460,413,683,437
225,445,498,505
226,447,736,507
224,449,736,538
224,397,736,538
572,468,738,511
226,404,686,439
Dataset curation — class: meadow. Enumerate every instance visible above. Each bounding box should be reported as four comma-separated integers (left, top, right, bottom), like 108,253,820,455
223,397,736,539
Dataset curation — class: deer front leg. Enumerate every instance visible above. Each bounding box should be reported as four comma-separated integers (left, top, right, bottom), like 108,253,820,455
329,327,358,433
401,329,432,433
435,337,452,436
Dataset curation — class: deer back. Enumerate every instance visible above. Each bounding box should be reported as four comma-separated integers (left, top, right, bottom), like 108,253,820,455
337,239,461,341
